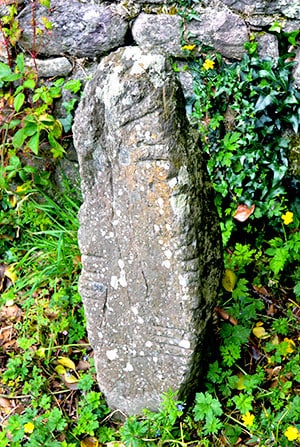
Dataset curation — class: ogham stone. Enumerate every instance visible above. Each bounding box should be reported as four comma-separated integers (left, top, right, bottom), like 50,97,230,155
73,47,222,415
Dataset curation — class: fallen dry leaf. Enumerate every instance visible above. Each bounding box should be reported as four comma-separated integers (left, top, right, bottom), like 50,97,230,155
0,397,13,414
81,437,98,447
233,204,255,222
222,268,237,292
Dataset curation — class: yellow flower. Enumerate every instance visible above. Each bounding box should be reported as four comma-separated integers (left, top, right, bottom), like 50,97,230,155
182,44,196,51
202,59,215,70
24,422,35,434
284,426,299,441
241,411,255,427
281,211,293,225
283,337,296,354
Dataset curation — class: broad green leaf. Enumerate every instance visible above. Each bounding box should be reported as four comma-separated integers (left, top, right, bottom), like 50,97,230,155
23,79,36,89
60,114,73,133
28,132,40,155
0,62,12,79
64,79,81,93
14,93,25,112
48,133,65,158
39,0,51,7
12,128,26,148
294,282,300,298
39,113,55,125
266,247,289,275
24,121,38,136
8,119,21,129
269,21,281,33
16,53,24,74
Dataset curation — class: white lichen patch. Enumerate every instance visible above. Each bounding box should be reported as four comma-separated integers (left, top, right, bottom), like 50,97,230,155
106,349,118,361
162,260,171,269
131,305,139,315
157,198,164,208
110,276,118,290
164,249,172,259
118,259,125,269
119,269,127,287
154,224,160,233
124,362,134,372
179,339,190,349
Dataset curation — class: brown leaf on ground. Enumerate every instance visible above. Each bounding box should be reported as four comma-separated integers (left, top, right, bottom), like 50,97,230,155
233,204,255,222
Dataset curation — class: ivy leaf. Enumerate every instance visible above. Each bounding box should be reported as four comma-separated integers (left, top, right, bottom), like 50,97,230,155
255,94,274,111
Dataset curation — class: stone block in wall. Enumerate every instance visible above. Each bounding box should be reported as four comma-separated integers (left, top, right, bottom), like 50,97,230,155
187,7,249,60
132,8,248,60
221,0,300,20
293,48,300,90
132,13,183,57
25,57,73,78
17,0,128,58
73,46,223,415
256,33,279,61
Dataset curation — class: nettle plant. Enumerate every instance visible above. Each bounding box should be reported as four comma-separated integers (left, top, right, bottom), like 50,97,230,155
0,1,81,251
0,1,81,179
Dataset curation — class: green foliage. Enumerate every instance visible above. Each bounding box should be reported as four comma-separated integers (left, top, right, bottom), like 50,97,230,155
193,392,223,434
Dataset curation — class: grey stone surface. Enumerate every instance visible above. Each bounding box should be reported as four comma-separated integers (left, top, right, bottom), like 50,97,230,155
187,7,249,60
293,48,300,90
256,33,279,61
221,0,300,19
73,46,222,415
25,56,73,78
132,8,249,60
17,0,128,58
132,13,183,57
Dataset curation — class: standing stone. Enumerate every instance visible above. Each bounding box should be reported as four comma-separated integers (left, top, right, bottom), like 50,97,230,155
73,47,222,415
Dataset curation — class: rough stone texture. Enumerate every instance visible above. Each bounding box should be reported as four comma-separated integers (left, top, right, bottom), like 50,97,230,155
73,46,222,415
132,8,249,60
132,14,183,57
256,33,279,61
293,49,300,90
187,7,249,60
221,0,300,19
17,0,128,58
25,57,73,78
